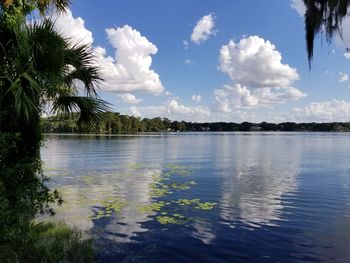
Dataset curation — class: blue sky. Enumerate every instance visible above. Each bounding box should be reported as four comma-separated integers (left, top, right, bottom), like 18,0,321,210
53,0,350,122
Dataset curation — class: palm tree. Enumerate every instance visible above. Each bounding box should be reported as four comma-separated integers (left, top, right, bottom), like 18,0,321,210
0,13,109,158
0,3,109,259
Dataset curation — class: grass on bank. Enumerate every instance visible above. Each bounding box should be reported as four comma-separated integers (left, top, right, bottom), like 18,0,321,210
2,221,93,263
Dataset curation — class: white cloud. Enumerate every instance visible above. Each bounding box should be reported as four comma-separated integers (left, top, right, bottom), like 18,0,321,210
129,98,210,121
192,94,202,103
291,100,350,121
219,36,299,88
339,72,349,82
191,13,216,44
95,25,164,94
214,36,305,113
54,11,164,95
118,93,142,104
212,85,258,112
129,106,141,117
212,84,306,112
185,58,195,65
183,40,189,49
255,86,307,104
53,9,93,46
290,0,306,17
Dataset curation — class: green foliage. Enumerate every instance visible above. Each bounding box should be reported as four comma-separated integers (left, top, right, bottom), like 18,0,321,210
0,1,107,261
173,199,217,210
0,133,62,262
90,198,126,220
42,112,350,133
19,221,93,263
156,215,184,225
138,202,166,213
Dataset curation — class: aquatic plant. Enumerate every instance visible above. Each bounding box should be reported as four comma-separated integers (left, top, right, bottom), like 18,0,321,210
138,202,165,213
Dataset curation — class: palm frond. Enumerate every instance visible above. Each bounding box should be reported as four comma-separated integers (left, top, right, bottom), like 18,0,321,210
51,96,110,127
36,0,70,14
5,72,40,122
64,43,102,96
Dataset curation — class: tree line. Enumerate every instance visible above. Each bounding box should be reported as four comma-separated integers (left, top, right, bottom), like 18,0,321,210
43,112,350,133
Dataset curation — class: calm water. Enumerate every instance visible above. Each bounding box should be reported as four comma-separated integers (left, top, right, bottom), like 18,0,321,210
41,132,350,262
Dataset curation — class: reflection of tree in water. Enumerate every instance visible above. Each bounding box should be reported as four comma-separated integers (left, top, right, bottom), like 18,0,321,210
219,135,302,228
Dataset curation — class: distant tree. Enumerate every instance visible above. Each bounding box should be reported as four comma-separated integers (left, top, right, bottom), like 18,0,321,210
239,122,252,131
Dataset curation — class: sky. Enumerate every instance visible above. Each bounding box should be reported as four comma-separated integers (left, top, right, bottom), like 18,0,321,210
50,0,350,122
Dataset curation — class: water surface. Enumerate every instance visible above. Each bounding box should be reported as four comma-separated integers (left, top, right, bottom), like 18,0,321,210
41,132,350,262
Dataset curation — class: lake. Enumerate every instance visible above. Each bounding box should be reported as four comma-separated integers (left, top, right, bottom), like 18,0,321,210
41,132,350,262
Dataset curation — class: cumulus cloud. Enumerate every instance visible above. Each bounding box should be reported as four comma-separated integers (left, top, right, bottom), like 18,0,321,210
212,85,257,112
192,95,201,103
118,93,142,104
191,13,216,44
339,72,349,82
290,0,306,17
129,98,210,121
212,84,305,112
129,106,142,117
291,100,350,121
54,11,164,95
214,36,305,113
95,25,164,94
219,36,299,88
53,9,93,45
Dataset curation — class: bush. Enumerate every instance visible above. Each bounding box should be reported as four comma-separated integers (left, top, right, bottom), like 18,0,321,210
0,133,62,262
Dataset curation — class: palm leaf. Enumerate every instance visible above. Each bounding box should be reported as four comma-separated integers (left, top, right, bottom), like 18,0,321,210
64,43,102,96
51,96,110,127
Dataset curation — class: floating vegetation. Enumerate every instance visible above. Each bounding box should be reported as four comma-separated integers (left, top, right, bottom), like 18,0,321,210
167,164,188,170
156,213,188,224
102,198,125,212
81,175,99,185
195,202,217,210
174,199,217,210
90,198,125,220
164,164,193,176
168,181,196,190
128,163,146,170
156,216,181,225
138,202,165,213
50,163,216,228
175,199,200,206
149,182,172,198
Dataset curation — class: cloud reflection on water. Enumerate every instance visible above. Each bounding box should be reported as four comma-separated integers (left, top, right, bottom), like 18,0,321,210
218,134,302,228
